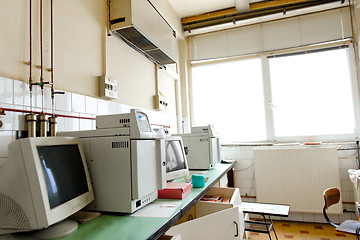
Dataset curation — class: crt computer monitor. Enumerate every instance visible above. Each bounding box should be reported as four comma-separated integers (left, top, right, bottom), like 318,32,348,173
0,137,94,235
165,136,189,181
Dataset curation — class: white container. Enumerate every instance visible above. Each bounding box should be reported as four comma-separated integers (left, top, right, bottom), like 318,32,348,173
166,187,244,240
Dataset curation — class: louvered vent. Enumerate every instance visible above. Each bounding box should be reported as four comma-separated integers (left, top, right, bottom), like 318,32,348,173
112,141,129,148
114,28,175,65
119,118,130,124
0,193,31,229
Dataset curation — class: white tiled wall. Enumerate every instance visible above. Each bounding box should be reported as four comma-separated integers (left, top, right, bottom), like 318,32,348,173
71,93,86,113
0,131,13,158
221,143,359,223
0,77,13,104
56,91,72,112
0,77,177,157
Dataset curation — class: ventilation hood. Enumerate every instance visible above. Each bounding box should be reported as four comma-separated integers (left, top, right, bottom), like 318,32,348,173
109,0,177,66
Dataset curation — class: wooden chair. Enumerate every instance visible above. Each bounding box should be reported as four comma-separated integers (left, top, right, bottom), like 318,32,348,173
323,187,360,239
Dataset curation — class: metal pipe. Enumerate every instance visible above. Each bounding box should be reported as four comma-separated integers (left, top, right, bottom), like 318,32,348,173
41,88,44,113
40,0,44,113
155,65,160,95
107,0,112,36
26,113,37,137
37,113,47,137
48,116,57,136
357,140,360,169
48,0,57,136
1,107,169,129
51,0,54,115
26,0,35,138
0,107,96,120
40,0,43,83
29,0,33,112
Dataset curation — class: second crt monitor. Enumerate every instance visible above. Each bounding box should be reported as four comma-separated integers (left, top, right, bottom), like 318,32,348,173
176,125,221,170
165,136,189,181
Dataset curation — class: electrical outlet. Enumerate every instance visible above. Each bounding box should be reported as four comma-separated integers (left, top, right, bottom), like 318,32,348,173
99,76,118,99
154,94,168,110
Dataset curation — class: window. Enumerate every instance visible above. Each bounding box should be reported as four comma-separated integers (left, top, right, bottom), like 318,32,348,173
191,45,358,142
192,58,266,142
269,47,356,139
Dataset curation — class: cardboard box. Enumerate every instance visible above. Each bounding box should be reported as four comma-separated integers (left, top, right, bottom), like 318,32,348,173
158,182,192,199
158,235,181,240
196,187,241,217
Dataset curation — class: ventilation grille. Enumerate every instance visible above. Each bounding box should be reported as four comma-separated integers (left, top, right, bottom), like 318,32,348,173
114,27,176,66
119,118,130,124
112,141,129,148
0,193,31,229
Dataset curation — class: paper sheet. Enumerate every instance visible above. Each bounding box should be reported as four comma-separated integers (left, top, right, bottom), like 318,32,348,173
348,169,360,189
241,203,275,212
130,201,181,218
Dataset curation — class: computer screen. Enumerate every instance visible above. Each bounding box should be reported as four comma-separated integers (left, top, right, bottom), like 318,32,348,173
0,137,94,235
165,136,189,181
37,144,89,209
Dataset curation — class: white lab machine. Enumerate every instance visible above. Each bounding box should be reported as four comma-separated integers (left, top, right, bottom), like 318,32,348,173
176,125,220,170
58,109,166,213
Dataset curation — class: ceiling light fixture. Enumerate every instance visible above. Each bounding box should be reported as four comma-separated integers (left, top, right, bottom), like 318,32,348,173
234,0,250,12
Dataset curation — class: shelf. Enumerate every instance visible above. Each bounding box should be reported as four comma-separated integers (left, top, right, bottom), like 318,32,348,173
245,220,272,233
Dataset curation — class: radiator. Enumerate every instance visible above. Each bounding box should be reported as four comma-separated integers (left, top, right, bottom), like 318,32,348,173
254,147,342,214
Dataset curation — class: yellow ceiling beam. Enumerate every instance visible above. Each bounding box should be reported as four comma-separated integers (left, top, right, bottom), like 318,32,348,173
251,0,315,10
181,8,237,24
181,0,326,24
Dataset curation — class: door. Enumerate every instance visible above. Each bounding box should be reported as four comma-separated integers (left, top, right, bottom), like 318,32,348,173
131,140,158,200
166,206,243,240
209,137,220,166
184,136,210,169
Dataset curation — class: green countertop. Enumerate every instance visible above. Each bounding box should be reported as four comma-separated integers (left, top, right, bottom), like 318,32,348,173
61,162,234,240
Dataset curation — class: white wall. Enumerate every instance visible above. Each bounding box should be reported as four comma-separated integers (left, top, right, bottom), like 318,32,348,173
0,0,183,116
0,0,185,159
0,0,104,96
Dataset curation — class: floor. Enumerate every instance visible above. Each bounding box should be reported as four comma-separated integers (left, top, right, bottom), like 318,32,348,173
247,221,357,240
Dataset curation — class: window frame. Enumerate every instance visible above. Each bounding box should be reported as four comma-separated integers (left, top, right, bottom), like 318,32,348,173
189,42,360,143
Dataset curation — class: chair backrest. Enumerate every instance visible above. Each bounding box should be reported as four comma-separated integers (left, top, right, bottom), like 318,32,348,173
323,187,340,228
324,187,340,209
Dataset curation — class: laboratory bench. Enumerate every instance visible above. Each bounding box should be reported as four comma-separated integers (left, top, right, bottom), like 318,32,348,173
61,162,235,240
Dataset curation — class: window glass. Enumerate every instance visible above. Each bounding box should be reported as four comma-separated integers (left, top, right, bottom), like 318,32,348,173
192,58,266,142
269,48,356,137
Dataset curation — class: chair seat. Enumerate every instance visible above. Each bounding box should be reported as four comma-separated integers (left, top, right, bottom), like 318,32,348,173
336,220,360,234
